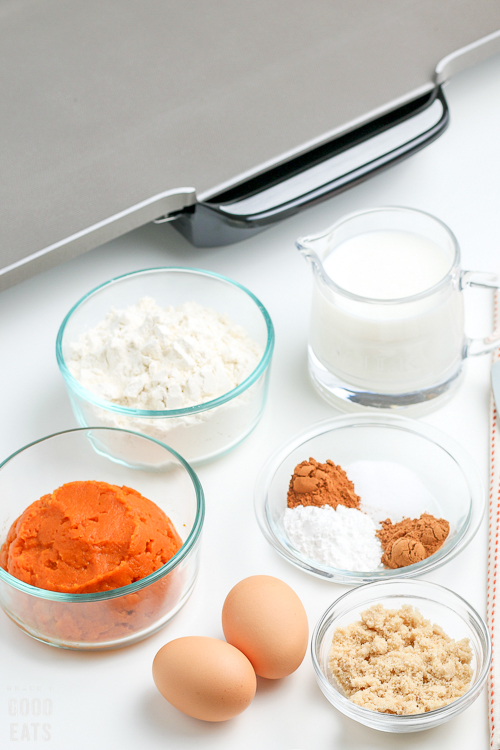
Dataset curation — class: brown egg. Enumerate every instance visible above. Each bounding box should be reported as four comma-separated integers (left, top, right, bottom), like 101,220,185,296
222,575,309,679
152,636,256,721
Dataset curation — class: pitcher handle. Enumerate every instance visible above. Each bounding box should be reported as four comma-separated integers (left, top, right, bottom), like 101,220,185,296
462,270,500,357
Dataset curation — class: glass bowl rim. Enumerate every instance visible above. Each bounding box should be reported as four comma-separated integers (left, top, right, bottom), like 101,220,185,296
310,578,492,723
0,426,205,602
295,205,460,305
55,266,275,417
254,413,485,582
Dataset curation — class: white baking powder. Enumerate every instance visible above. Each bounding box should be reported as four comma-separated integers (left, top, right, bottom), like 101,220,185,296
283,504,383,571
68,297,262,409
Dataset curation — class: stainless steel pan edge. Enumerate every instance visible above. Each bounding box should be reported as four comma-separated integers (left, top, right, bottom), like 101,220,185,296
168,29,500,246
172,89,448,247
2,21,499,290
0,189,196,293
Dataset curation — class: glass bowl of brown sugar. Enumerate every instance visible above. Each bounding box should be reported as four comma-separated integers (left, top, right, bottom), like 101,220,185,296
311,579,491,732
254,414,484,585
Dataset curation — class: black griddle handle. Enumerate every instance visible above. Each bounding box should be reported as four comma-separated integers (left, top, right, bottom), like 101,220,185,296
171,86,449,247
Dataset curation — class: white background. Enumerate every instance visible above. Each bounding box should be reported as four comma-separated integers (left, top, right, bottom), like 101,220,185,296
1,51,500,750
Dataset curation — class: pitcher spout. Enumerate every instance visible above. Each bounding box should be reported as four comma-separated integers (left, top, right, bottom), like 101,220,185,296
296,236,326,281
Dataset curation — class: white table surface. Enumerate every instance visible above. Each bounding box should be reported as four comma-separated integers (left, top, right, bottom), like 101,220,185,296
2,51,500,750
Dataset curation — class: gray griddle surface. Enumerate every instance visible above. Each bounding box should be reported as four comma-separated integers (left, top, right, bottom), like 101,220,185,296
1,0,499,277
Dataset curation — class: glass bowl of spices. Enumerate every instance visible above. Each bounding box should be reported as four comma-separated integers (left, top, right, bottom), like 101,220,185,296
311,579,491,732
0,428,204,650
56,267,274,465
254,414,484,584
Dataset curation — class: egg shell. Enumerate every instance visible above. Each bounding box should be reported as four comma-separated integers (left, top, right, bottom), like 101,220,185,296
222,575,309,679
152,636,256,722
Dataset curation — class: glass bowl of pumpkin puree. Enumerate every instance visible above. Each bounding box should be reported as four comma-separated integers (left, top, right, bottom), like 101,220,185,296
0,428,204,649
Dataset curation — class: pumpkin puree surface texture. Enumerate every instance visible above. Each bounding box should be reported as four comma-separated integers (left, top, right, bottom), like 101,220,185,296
0,481,182,593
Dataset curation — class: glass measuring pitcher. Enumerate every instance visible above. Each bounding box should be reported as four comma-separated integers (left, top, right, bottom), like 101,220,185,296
297,207,500,412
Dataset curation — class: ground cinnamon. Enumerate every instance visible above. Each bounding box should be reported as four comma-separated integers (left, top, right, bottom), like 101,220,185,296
287,458,360,510
377,513,449,569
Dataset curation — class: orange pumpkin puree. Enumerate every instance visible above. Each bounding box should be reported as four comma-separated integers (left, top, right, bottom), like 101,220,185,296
0,481,182,594
0,481,185,644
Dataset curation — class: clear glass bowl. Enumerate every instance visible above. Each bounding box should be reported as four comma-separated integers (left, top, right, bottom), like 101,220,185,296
312,580,491,732
0,428,204,650
255,414,484,584
56,268,274,465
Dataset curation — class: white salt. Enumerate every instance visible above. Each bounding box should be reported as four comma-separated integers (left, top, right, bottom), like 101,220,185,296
345,460,440,523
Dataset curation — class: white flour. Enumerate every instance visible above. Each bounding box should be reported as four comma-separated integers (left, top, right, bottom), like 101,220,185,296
283,504,383,571
68,297,262,410
66,297,265,462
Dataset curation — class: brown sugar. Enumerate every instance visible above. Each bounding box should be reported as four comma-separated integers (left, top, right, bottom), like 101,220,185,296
287,458,360,510
329,604,473,715
377,513,449,569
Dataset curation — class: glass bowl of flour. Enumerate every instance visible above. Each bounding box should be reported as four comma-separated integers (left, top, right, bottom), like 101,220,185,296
254,414,484,584
56,268,274,465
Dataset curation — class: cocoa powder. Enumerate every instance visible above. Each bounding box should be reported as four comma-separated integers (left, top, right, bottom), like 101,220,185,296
377,513,449,569
287,458,360,510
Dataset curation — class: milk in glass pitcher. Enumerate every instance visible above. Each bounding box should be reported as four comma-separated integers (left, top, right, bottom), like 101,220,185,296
297,207,500,412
